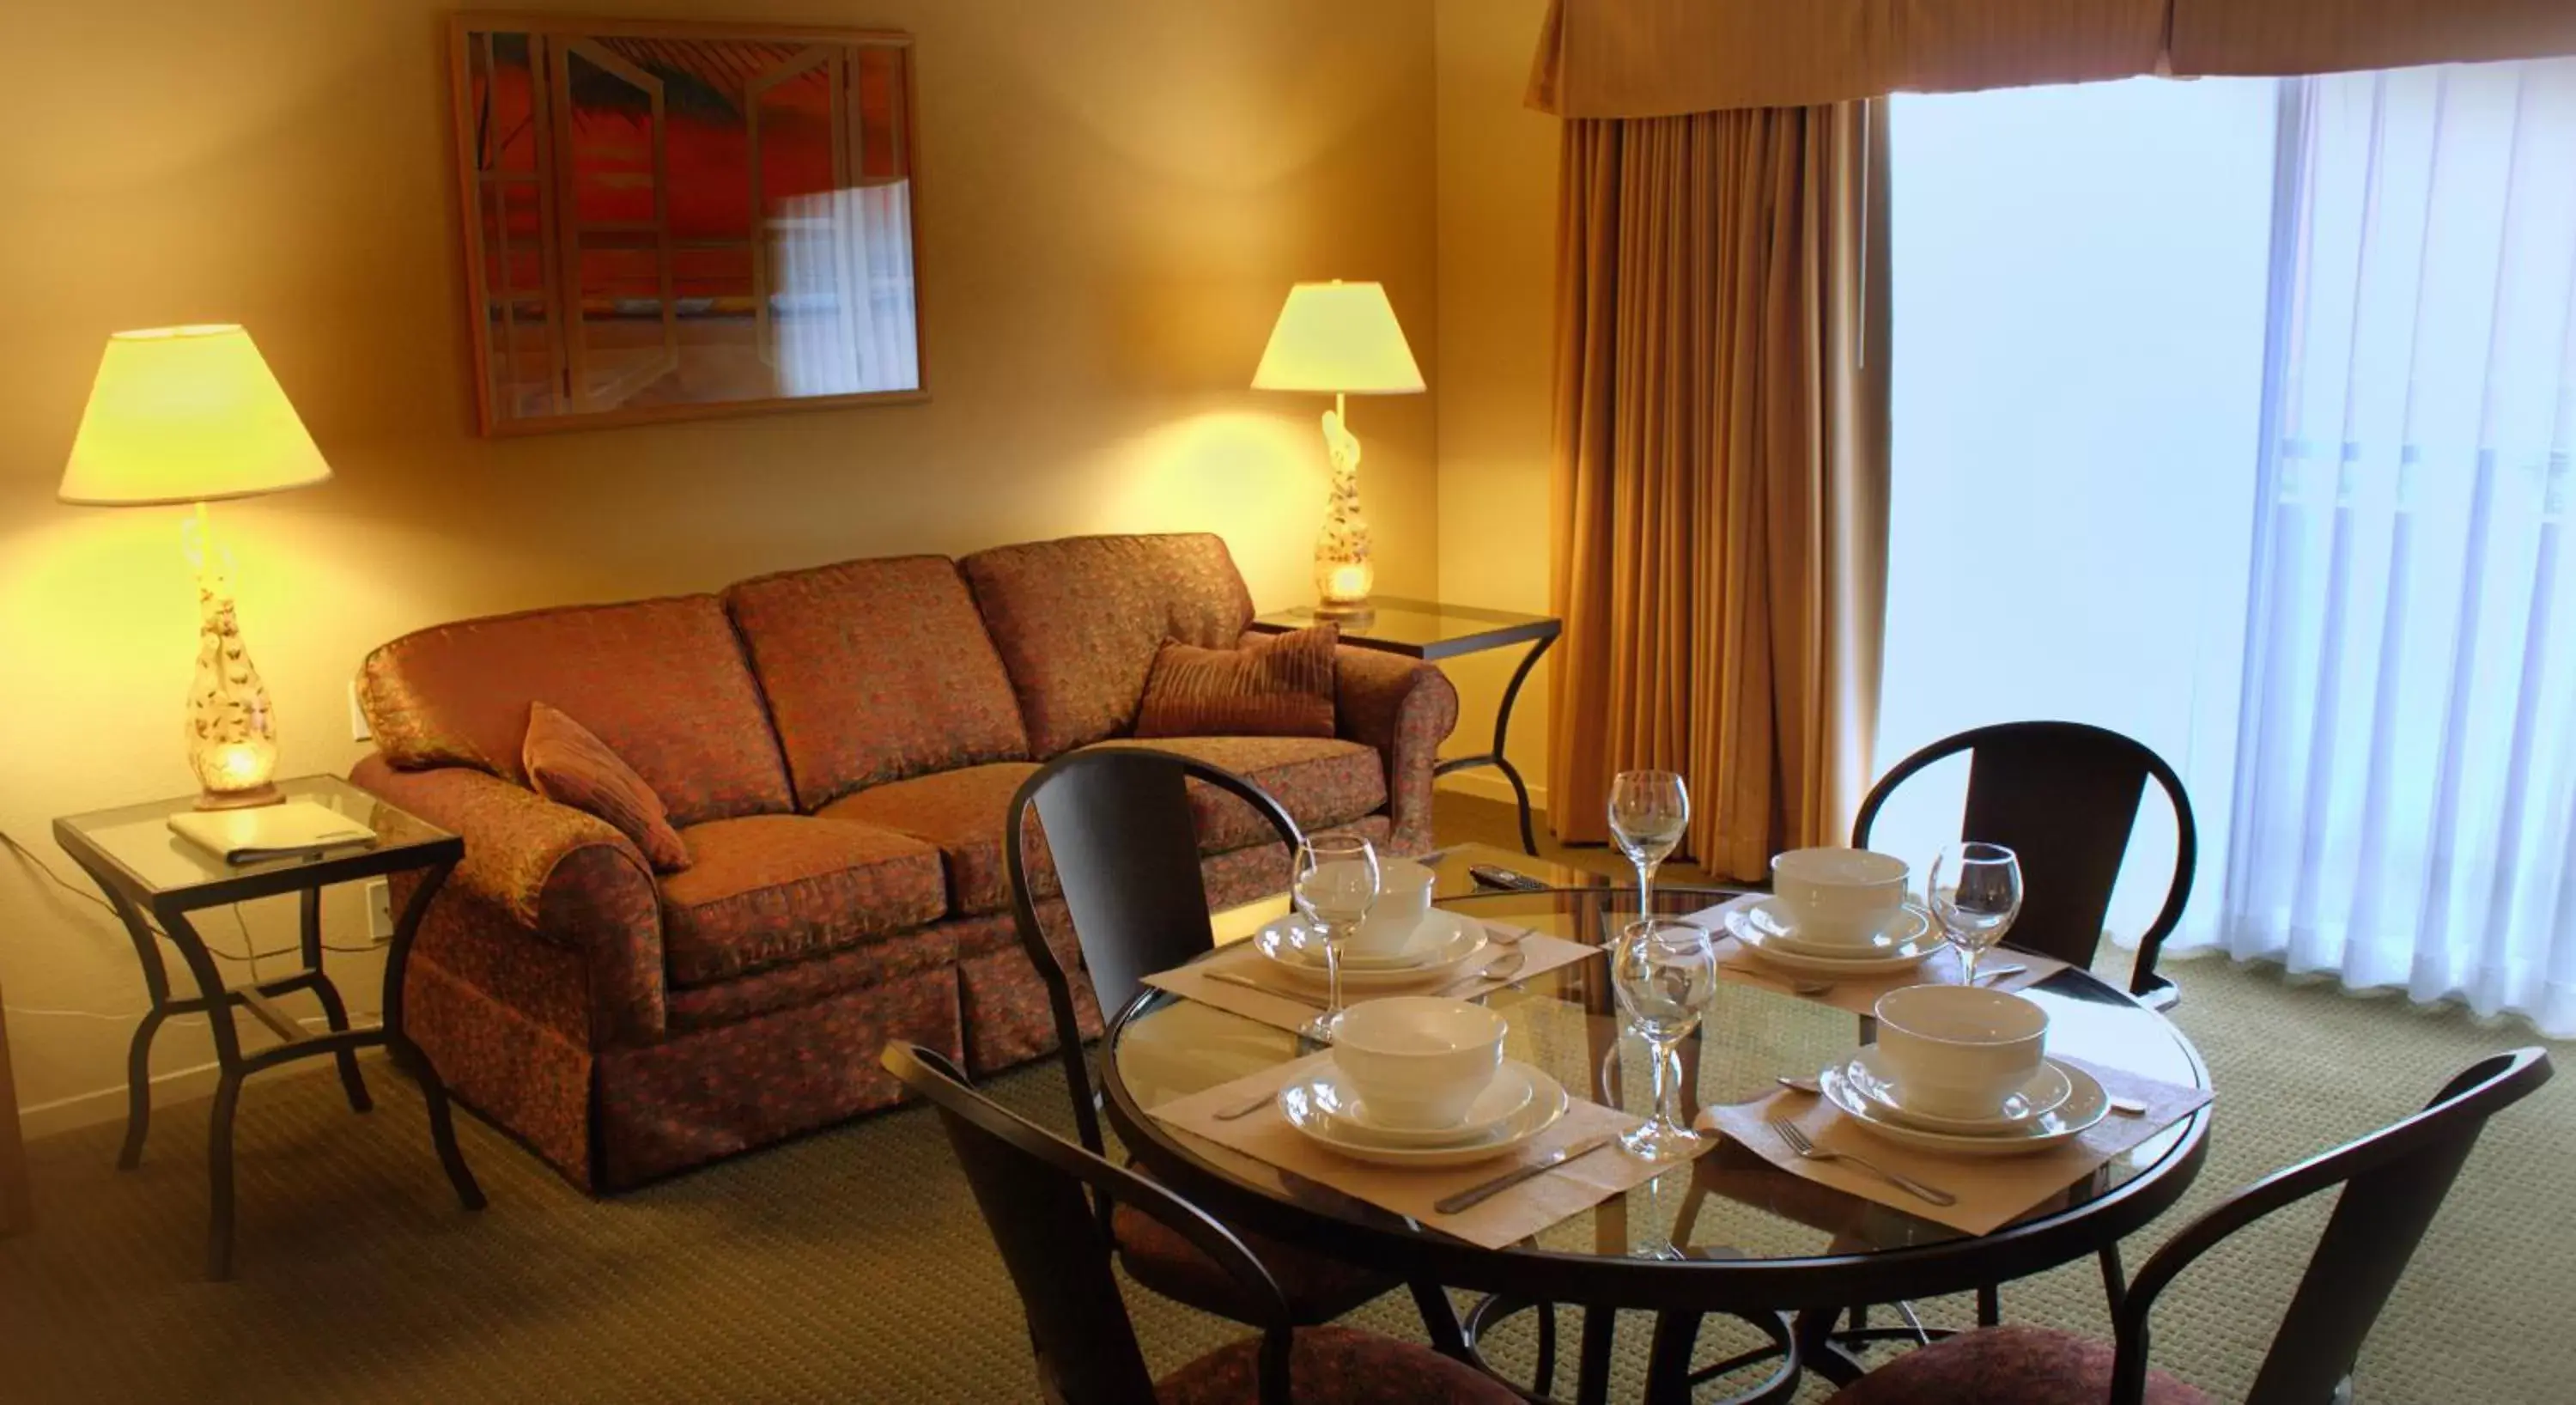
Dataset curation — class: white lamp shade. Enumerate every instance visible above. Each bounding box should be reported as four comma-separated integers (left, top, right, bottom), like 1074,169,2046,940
1251,282,1425,395
59,325,332,506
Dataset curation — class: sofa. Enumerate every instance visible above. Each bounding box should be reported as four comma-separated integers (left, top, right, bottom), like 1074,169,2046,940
349,533,1457,1191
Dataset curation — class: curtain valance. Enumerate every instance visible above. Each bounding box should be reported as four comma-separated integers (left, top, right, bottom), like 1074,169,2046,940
1528,0,2576,117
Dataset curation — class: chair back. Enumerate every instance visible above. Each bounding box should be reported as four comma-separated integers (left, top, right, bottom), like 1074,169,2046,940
2114,1048,2551,1404
1851,720,2196,997
1005,746,1303,1153
880,1042,1294,1405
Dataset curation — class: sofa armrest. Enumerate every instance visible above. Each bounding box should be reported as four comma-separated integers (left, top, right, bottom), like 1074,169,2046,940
352,752,667,1048
1331,647,1460,855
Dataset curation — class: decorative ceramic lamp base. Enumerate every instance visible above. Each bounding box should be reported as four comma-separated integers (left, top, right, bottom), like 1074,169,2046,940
184,514,284,812
1312,404,1376,618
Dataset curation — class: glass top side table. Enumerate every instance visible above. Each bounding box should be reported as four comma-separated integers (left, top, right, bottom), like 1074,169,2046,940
1250,596,1562,855
52,774,485,1278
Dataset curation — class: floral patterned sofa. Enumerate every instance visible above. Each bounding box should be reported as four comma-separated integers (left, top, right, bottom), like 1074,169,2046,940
350,532,1458,1190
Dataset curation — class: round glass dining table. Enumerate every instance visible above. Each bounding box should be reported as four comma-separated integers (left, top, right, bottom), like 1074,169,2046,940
1097,881,2213,1405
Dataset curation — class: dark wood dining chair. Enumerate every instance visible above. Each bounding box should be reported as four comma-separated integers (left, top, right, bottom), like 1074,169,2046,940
1003,746,1402,1328
1852,721,2197,1008
1826,1046,2552,1405
880,1042,1521,1405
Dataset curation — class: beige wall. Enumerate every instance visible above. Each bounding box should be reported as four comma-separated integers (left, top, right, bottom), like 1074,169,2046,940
1431,0,1558,816
0,0,1437,1128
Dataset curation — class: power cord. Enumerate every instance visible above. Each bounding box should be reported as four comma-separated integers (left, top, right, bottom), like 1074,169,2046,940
2,827,390,963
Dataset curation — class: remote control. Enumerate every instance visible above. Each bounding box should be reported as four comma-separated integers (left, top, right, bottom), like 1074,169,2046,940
1468,863,1552,893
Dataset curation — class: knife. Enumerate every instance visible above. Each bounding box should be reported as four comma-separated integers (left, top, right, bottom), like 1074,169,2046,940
1206,970,1328,1009
1434,1134,1619,1215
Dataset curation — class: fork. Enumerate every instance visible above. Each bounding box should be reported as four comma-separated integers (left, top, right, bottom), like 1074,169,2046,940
1767,1118,1958,1206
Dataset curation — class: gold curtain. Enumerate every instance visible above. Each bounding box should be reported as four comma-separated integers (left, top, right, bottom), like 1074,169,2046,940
1546,102,1889,881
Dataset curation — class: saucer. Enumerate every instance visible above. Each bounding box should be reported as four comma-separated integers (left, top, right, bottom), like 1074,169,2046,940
1742,898,1935,958
1723,903,1941,978
1310,1061,1540,1148
1280,1061,1569,1167
1839,1047,2073,1134
1256,911,1487,988
1819,1055,2108,1159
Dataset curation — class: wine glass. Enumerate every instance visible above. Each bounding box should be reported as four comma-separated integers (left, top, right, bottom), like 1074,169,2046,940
1291,834,1381,1041
1609,917,1718,1161
1928,842,2023,987
1608,770,1690,918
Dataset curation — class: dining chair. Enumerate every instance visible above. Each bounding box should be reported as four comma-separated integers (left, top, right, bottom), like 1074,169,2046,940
1003,746,1401,1328
1851,720,2196,1008
1826,1046,2552,1405
880,1042,1522,1405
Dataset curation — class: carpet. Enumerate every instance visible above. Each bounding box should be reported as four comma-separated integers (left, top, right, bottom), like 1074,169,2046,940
2,794,2567,1403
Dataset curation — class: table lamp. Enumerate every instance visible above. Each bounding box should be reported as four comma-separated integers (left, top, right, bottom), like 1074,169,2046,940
1253,280,1425,615
58,325,332,810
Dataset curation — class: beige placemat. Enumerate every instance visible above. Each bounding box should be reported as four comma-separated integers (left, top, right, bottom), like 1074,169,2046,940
1679,894,2066,1017
1694,1056,2212,1235
1143,922,1601,1035
1150,1053,1700,1250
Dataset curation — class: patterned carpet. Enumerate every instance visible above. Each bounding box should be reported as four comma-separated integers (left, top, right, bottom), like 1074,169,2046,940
2,794,2567,1403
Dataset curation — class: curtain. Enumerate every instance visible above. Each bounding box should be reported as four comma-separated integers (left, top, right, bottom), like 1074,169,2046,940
771,181,921,396
2214,59,2576,1035
1546,102,1890,880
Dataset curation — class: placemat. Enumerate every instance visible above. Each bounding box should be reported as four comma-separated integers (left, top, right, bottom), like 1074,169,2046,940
1680,894,2064,1017
1143,921,1600,1035
1151,1053,1702,1250
1695,1056,2212,1235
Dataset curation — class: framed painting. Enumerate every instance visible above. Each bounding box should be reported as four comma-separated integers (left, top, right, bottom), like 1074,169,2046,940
448,15,924,435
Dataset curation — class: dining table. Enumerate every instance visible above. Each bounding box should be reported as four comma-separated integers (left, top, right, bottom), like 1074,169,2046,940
1100,866,2213,1405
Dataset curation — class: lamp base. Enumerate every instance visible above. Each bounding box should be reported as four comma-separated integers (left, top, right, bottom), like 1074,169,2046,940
1310,602,1376,627
194,784,285,812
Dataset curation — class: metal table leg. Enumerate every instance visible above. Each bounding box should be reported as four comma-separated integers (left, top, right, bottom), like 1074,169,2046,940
386,863,484,1213
1434,632,1556,855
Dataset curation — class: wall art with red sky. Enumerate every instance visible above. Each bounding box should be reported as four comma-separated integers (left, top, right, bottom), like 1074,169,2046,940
451,18,920,434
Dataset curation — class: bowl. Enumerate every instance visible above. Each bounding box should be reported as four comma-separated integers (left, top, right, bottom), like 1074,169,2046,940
1771,848,1911,947
1329,996,1509,1130
1871,984,2049,1121
1346,856,1437,959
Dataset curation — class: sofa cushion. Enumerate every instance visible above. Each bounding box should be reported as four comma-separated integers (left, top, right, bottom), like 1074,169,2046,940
360,595,794,825
961,533,1256,757
658,815,947,988
817,762,1054,917
1133,624,1337,740
522,702,692,873
725,556,1030,810
1088,737,1387,853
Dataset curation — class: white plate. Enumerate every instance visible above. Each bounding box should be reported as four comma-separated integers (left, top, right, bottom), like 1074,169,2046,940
1255,911,1489,988
1724,905,1941,978
1305,1061,1540,1148
1819,1055,2108,1159
1280,1061,1570,1168
1839,1047,2073,1134
1742,898,1935,958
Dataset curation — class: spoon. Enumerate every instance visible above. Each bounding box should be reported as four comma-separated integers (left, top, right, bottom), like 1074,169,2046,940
1437,948,1528,997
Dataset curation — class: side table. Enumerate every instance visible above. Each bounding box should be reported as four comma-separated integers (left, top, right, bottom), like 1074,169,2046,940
0,991,28,1235
1251,597,1561,855
52,775,484,1278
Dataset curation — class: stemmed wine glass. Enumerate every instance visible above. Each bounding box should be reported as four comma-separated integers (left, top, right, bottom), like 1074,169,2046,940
1609,917,1718,1162
1291,834,1382,1041
1928,841,2023,987
1608,770,1690,918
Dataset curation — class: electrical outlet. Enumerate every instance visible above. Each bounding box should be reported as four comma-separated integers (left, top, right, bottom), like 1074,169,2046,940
366,879,394,943
349,679,372,743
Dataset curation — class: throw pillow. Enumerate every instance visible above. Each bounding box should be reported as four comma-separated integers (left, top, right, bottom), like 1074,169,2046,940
522,702,692,872
1133,624,1338,739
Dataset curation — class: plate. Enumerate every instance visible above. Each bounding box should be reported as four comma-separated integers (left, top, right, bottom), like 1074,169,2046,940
1723,903,1941,977
1306,1061,1539,1148
1819,1055,2108,1159
1280,1061,1570,1168
1255,911,1489,989
1742,898,1935,958
1839,1047,2073,1134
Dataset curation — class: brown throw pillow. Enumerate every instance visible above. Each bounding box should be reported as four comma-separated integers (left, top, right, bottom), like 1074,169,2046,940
1133,624,1338,739
522,702,692,873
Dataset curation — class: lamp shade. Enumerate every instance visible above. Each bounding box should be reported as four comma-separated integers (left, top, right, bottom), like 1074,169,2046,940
58,325,332,507
1251,281,1425,395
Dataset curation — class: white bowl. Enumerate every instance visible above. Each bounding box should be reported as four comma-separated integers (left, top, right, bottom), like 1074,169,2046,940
1329,996,1508,1131
1771,848,1911,947
1871,984,2049,1122
1346,856,1437,960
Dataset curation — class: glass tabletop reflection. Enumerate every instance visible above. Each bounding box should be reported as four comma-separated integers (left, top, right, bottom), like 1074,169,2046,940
1108,885,2208,1270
